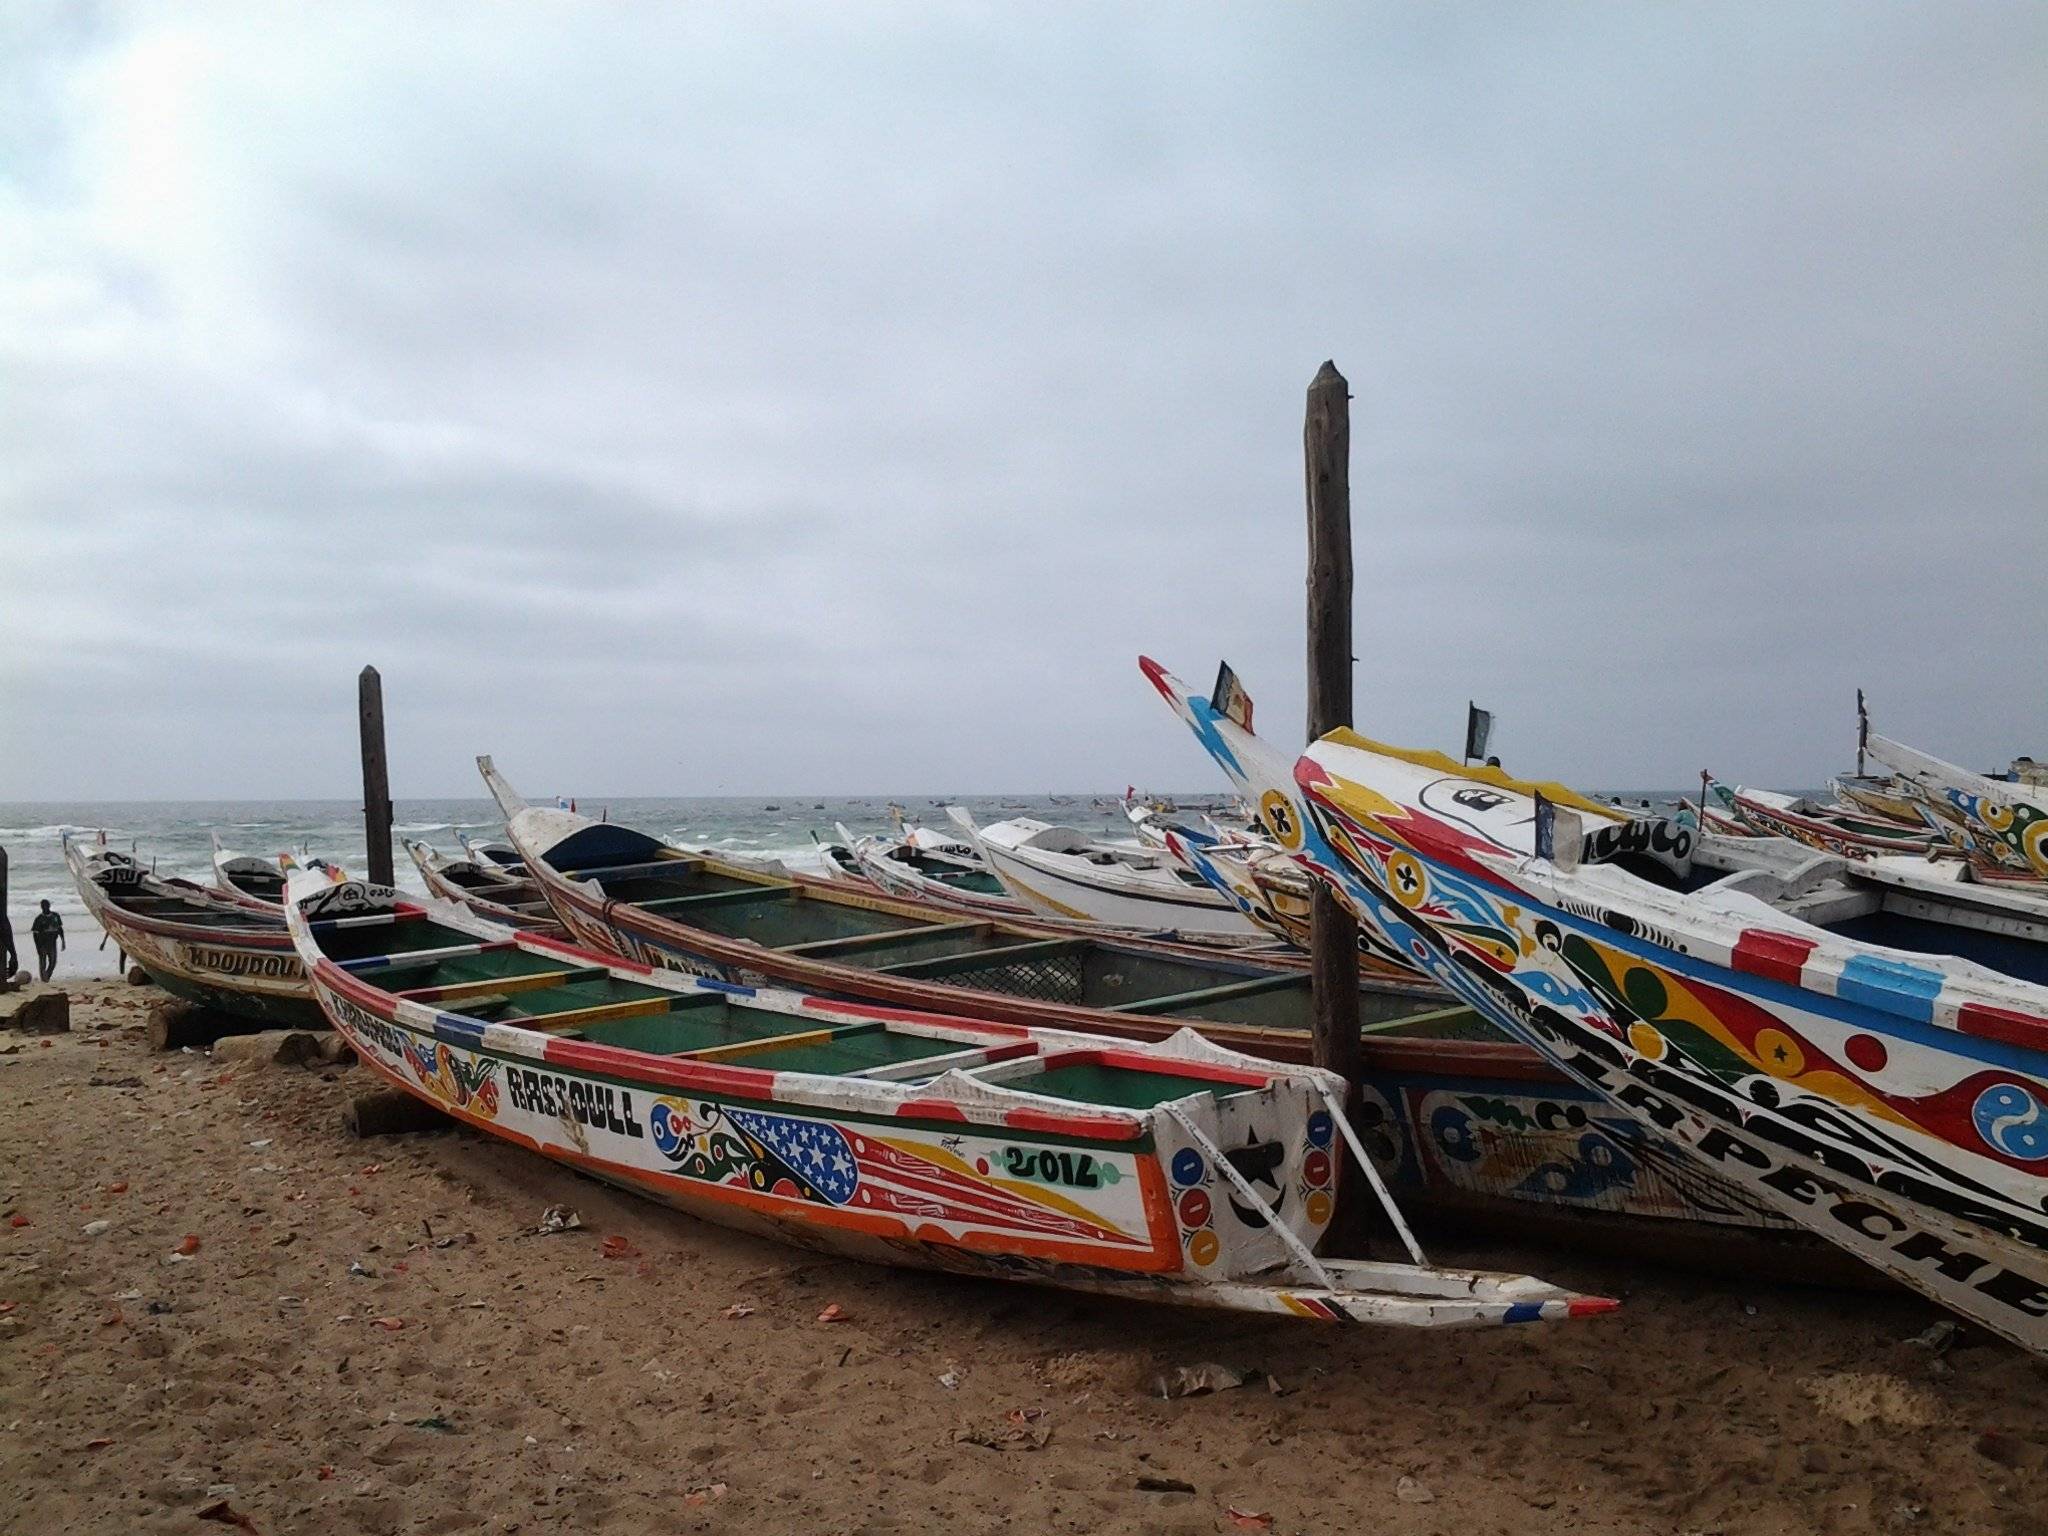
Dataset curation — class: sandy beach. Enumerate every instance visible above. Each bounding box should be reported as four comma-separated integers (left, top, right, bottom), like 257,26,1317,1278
3,981,2043,1536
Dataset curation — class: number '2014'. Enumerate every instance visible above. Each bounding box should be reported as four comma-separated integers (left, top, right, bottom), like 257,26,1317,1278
1002,1147,1100,1187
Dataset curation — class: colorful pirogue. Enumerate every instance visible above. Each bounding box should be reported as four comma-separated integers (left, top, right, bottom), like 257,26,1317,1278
1142,657,2048,1354
1706,780,1945,860
1868,730,2048,882
404,838,564,934
476,755,1444,1045
210,830,290,909
281,869,1617,1328
835,821,1029,917
947,807,1266,940
64,835,320,1026
472,759,1884,1277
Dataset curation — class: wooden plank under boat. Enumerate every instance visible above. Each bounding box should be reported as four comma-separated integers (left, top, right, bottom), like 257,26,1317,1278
65,836,323,1027
1144,655,2048,1354
283,868,1619,1328
477,758,1853,1278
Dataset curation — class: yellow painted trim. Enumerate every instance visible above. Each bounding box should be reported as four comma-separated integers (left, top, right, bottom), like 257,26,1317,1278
679,1024,846,1062
1318,728,1624,822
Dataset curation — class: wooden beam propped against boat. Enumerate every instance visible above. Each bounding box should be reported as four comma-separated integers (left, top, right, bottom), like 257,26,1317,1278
359,665,395,888
1304,360,1366,1249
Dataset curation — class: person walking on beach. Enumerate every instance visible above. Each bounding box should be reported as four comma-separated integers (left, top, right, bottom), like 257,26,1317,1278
31,900,64,982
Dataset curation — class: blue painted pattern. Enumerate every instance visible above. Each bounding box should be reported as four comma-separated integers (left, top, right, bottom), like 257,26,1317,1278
725,1107,860,1204
1972,1082,2048,1162
1836,954,1944,1023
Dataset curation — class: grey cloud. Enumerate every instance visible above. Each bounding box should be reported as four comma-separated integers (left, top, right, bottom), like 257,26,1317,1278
1,1,2041,799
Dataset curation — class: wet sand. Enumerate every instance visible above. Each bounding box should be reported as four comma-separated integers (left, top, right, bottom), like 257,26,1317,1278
3,982,2044,1535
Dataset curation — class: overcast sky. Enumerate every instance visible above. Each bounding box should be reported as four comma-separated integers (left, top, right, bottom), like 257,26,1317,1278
3,3,2041,800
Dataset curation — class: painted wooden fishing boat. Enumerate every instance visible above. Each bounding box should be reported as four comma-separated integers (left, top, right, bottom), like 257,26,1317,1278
1143,656,2048,1353
403,838,566,934
1708,781,1946,859
65,835,320,1026
1868,731,2048,881
839,822,1030,917
479,755,1434,1042
1831,775,1925,828
1157,823,1434,976
803,829,867,884
282,870,1616,1328
477,759,1859,1272
458,831,528,874
1679,796,1760,839
948,809,1265,941
211,830,289,909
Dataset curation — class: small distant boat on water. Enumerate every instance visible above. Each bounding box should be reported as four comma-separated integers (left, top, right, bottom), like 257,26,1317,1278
65,835,320,1027
210,830,290,909
947,808,1265,941
1143,655,2048,1354
282,868,1617,1329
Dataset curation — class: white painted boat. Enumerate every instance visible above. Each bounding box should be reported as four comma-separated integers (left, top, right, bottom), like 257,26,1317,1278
840,823,1029,916
947,809,1264,941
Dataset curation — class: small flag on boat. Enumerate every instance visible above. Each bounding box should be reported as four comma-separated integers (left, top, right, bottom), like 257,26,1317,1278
1532,790,1585,871
1464,702,1494,763
1211,662,1254,732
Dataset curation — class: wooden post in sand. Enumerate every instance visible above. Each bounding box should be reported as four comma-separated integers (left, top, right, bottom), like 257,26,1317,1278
359,666,395,887
0,842,16,982
1304,362,1363,1093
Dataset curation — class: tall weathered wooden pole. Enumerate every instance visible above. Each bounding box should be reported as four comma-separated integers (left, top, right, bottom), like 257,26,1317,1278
0,843,15,980
1304,361,1362,1092
358,665,395,887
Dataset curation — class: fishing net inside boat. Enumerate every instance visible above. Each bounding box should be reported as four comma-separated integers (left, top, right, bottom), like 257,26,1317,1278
941,950,1089,1005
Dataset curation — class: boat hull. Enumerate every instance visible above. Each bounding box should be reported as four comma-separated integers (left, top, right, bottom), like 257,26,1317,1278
537,836,1845,1262
1301,762,2048,1352
67,847,320,1026
975,834,1264,939
1141,657,2048,1346
302,938,1605,1327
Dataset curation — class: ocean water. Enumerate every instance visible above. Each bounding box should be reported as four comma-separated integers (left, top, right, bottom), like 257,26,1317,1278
0,785,1701,982
0,793,1201,980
